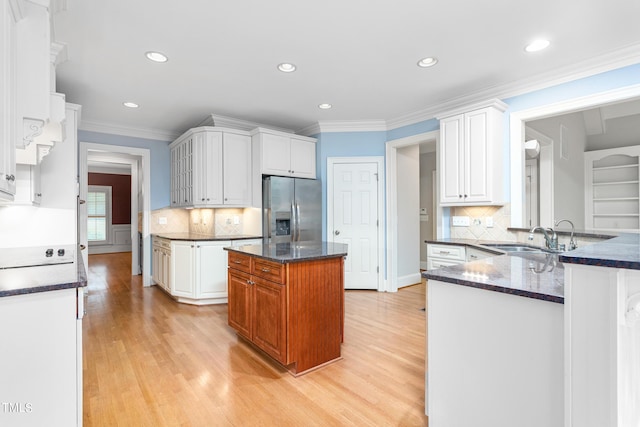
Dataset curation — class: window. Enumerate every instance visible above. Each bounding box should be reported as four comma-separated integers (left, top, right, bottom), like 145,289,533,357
87,185,112,244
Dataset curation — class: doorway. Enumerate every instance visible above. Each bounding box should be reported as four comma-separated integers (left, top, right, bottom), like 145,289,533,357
385,130,440,292
327,157,384,291
79,142,151,286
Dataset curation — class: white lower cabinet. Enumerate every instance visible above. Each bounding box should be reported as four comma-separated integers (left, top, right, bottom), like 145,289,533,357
152,237,171,292
426,243,466,270
170,240,231,305
0,288,82,427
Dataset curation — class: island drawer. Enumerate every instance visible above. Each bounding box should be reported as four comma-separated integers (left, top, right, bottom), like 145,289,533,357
228,251,251,273
252,258,285,283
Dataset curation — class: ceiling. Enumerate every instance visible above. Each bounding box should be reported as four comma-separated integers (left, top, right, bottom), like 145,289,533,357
52,0,640,141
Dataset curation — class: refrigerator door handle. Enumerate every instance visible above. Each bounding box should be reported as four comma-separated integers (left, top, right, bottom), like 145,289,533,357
291,201,297,241
295,202,301,242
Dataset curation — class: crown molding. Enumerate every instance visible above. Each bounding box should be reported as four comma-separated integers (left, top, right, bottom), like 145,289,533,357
79,120,178,142
298,120,387,136
77,44,640,140
387,42,640,131
196,113,294,134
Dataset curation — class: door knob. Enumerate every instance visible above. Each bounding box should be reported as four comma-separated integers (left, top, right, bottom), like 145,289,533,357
334,230,340,236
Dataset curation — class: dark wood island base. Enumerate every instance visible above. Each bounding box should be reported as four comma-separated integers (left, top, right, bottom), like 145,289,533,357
225,242,348,376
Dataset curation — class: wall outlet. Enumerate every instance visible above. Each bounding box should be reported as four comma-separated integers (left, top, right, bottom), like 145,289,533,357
452,216,470,227
158,217,167,225
486,216,494,228
233,215,240,225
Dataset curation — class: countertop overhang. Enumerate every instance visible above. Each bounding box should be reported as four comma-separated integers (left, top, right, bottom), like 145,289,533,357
153,233,262,241
224,241,348,263
0,255,87,297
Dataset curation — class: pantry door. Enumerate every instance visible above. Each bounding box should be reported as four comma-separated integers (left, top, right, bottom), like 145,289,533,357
327,157,383,290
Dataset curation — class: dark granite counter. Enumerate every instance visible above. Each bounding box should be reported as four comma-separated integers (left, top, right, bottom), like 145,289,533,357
559,233,640,270
225,241,348,263
153,232,262,241
423,252,564,303
0,255,87,298
424,231,640,304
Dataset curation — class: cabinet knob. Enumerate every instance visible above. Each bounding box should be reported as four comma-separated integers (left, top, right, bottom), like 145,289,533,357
201,198,205,201
261,268,270,273
5,174,15,182
459,194,462,198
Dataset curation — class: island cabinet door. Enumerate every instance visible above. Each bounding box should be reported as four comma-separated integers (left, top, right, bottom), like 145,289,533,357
252,276,287,364
228,269,252,339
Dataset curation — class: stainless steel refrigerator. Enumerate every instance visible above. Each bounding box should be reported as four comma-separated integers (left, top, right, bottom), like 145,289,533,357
262,176,322,243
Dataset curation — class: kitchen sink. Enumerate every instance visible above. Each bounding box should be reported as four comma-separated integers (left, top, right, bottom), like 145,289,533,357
484,244,552,253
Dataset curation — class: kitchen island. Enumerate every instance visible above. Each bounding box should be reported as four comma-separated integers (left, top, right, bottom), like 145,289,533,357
424,234,640,427
0,250,87,427
225,241,348,375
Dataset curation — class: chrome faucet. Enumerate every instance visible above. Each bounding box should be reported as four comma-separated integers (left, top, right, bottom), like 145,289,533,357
554,219,577,251
528,226,559,250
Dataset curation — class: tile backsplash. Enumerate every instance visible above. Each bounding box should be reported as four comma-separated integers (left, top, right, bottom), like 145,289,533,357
449,204,517,242
147,208,247,235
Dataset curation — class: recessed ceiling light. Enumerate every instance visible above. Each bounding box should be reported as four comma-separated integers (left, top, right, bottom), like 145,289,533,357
417,57,438,68
277,63,297,73
525,39,550,53
145,51,168,63
123,102,139,108
318,103,332,110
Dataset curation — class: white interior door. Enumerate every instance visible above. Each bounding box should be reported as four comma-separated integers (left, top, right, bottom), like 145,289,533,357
330,161,379,290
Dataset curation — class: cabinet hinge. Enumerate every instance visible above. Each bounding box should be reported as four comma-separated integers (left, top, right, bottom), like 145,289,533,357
374,172,379,181
377,266,379,273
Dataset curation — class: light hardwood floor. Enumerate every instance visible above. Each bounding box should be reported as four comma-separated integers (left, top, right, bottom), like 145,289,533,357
84,252,429,426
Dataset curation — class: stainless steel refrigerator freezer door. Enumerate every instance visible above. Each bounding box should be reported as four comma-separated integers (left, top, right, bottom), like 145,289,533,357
294,178,322,242
263,176,295,244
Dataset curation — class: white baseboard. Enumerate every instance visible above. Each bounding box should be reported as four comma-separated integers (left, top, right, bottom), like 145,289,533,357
89,245,132,254
397,272,422,288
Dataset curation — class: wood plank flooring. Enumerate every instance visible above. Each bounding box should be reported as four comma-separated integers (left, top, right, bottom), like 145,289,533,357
84,252,428,426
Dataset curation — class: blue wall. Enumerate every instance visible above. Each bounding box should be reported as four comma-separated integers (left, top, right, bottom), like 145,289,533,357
79,130,172,210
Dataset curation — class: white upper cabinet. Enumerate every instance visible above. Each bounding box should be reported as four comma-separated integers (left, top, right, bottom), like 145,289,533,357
222,131,252,205
437,99,507,206
170,127,252,208
252,128,316,179
0,0,18,200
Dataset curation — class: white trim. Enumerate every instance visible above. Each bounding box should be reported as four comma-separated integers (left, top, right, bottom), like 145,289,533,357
298,120,388,136
79,120,178,142
80,142,151,286
385,130,439,292
397,273,422,288
197,113,294,134
327,156,385,292
510,83,640,228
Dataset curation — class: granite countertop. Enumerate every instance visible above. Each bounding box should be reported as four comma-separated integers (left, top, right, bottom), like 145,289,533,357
225,241,349,263
153,232,262,241
0,256,87,298
424,232,640,304
559,233,640,270
423,252,564,303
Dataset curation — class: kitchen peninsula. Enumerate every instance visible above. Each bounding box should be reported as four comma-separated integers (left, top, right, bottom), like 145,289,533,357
225,241,348,375
424,235,640,427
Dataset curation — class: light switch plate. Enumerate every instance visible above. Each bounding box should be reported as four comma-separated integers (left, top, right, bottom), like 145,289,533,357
452,216,470,226
486,217,494,227
158,217,167,225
